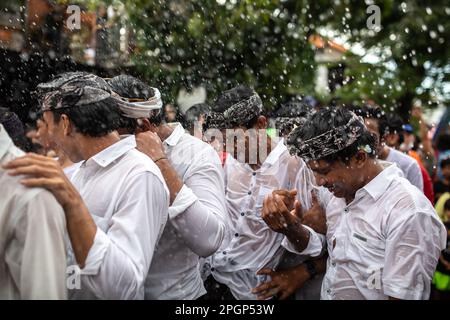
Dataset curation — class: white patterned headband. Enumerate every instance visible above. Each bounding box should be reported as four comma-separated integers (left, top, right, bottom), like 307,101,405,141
287,112,365,161
113,87,163,119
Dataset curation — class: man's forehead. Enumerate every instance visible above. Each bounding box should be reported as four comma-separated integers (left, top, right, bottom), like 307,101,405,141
307,159,330,170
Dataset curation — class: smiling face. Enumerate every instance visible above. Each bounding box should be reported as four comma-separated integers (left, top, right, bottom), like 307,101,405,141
307,154,367,201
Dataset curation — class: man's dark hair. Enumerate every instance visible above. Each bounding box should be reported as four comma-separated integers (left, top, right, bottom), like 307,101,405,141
288,107,377,164
0,107,32,151
184,103,210,128
108,75,155,100
51,99,122,137
107,74,163,126
350,104,387,134
213,85,260,128
380,113,404,137
440,157,450,169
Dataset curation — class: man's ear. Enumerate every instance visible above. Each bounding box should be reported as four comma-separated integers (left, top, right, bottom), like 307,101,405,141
352,150,367,168
256,115,267,129
61,114,72,136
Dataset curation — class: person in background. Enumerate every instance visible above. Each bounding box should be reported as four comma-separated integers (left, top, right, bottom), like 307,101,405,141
184,103,211,137
163,103,184,124
410,105,436,177
352,105,424,192
431,198,450,300
436,134,450,181
0,108,32,152
434,157,450,202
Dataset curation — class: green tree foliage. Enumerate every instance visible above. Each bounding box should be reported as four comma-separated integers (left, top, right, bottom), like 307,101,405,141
319,0,450,116
123,0,318,109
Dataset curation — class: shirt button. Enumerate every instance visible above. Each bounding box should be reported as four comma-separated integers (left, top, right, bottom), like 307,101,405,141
240,212,245,216
223,251,227,255
252,172,256,176
332,262,336,267
327,289,331,294
248,191,252,195
211,267,215,272
344,208,349,213
234,233,239,237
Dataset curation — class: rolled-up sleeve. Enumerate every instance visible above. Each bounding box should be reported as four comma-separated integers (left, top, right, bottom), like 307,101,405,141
79,172,169,299
169,149,227,257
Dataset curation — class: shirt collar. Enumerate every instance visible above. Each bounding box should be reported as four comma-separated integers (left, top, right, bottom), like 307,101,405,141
264,138,287,166
90,135,136,167
0,124,14,161
164,123,185,147
358,161,403,201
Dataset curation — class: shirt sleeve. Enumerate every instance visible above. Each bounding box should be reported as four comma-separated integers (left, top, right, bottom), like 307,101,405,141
281,225,325,257
9,189,68,299
79,172,169,299
169,148,227,257
382,199,446,300
406,160,424,191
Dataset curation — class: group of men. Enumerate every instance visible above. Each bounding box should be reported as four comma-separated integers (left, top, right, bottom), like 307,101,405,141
0,71,446,300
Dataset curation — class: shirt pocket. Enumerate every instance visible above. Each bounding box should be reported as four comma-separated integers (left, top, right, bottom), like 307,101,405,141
349,232,386,265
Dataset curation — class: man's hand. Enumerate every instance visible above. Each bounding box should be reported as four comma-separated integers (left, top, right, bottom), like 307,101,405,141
3,153,82,209
261,193,303,235
252,265,310,300
262,190,327,235
301,190,327,235
135,131,166,162
272,189,297,211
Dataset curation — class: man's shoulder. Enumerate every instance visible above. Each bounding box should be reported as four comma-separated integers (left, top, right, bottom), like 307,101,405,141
383,176,435,218
0,167,64,220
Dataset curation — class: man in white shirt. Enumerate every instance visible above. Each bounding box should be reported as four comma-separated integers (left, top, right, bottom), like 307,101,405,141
353,105,423,191
262,107,446,300
107,75,227,300
204,85,327,300
4,72,169,299
0,124,67,299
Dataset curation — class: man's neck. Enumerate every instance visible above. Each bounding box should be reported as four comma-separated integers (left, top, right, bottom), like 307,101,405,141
378,145,390,160
345,159,385,204
77,132,121,161
155,124,175,142
248,134,274,171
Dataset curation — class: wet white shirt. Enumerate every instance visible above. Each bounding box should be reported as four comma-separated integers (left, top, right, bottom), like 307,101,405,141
0,125,67,299
209,139,325,299
385,147,423,191
285,163,446,300
145,124,227,300
69,135,169,300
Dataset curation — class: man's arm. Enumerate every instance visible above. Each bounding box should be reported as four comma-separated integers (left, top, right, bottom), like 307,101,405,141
136,132,227,257
4,153,96,267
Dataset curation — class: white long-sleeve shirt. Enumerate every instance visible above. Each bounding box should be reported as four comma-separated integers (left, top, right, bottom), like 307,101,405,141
209,139,325,299
285,163,446,300
0,125,67,299
68,135,169,300
145,123,227,300
385,147,423,191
